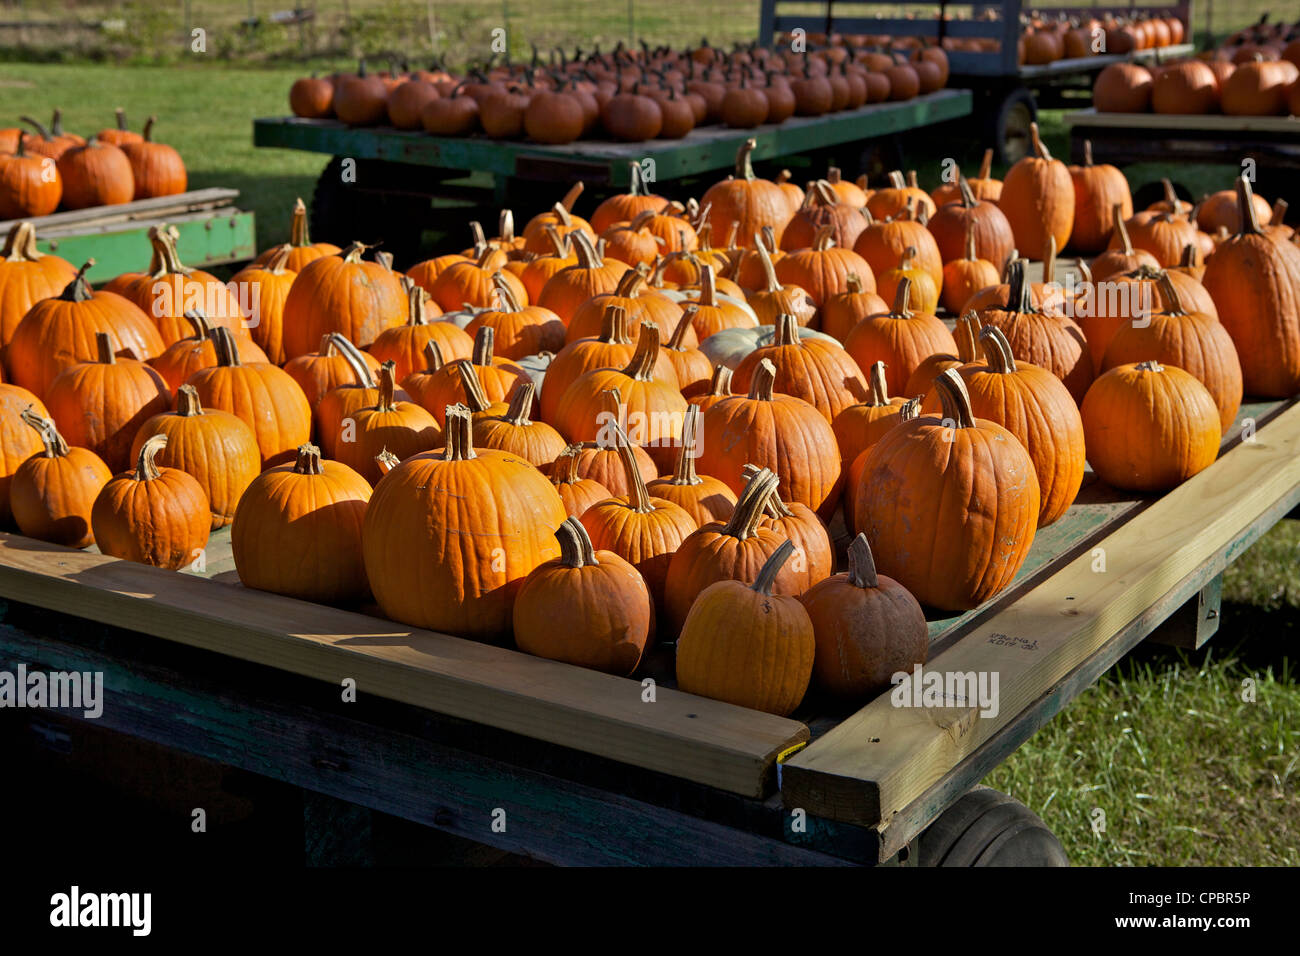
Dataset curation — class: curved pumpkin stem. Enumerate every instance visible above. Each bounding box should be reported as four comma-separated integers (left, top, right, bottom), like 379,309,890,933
1042,234,1057,285
977,148,993,181
289,197,313,247
890,275,914,317
623,322,661,381
741,462,794,519
751,538,796,596
1136,359,1164,374
734,137,759,181
375,447,400,476
555,516,600,568
182,309,212,341
552,442,584,487
958,176,977,210
542,223,571,258
721,466,779,540
1028,121,1051,161
978,325,1017,374
1005,258,1034,315
175,384,204,417
294,443,325,475
812,224,835,252
454,360,492,413
492,272,523,312
846,533,880,588
559,181,584,211
1155,272,1188,317
1236,176,1263,237
933,368,976,429
59,259,96,303
597,303,633,345
754,233,784,294
569,229,603,269
407,283,433,325
845,272,866,295
747,357,777,401
666,404,702,486
866,361,890,406
955,311,979,363
701,363,732,400
695,262,719,308
20,406,68,458
146,224,191,278
1178,243,1201,270
1113,205,1135,255
2,221,45,262
329,333,375,386
133,434,168,482
420,339,445,375
502,381,536,426
610,420,653,514
441,404,477,460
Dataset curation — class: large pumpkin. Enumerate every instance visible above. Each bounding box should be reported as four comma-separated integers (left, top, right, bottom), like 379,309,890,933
281,241,409,359
55,136,134,209
0,222,76,354
925,176,1015,270
700,138,792,250
361,404,567,641
774,225,875,309
997,122,1074,257
465,273,565,359
119,117,187,199
336,362,442,486
843,276,959,396
147,310,270,392
855,369,1039,610
853,203,943,293
10,407,111,547
402,326,530,428
732,311,867,421
1068,139,1133,254
284,332,382,410
537,231,630,323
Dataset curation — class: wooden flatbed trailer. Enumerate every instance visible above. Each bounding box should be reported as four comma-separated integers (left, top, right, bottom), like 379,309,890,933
3,391,1296,865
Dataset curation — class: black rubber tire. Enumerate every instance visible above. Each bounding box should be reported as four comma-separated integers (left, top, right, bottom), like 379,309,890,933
309,156,428,268
989,87,1038,166
918,785,1069,867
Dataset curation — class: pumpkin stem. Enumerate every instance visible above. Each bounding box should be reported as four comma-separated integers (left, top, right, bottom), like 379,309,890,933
629,160,648,196
543,223,571,258
754,233,783,293
845,272,865,295
59,259,96,302
1028,121,1051,161
933,368,976,429
668,305,698,350
1,221,43,262
375,447,400,476
20,406,68,458
899,396,922,422
503,381,535,426
978,325,1017,374
19,115,52,140
1042,234,1057,284
559,181,584,212
289,197,312,247
264,245,293,274
375,361,400,412
1136,359,1164,373
866,361,889,405
887,170,906,189
703,363,732,399
614,267,645,299
1155,271,1187,317
734,137,759,181
1082,139,1094,167
1005,258,1033,315
750,538,796,596
441,404,477,460
747,357,777,401
329,333,375,386
827,166,842,185
668,404,701,485
113,106,129,132
407,283,432,325
722,466,779,540
182,309,212,340
958,176,976,210
555,516,600,568
94,331,116,365
498,208,516,244
1236,176,1263,236
492,272,523,312
553,442,583,485
454,360,492,413
569,229,603,269
175,384,204,417
1271,199,1287,224
294,443,325,475
812,224,835,252
623,322,661,381
1113,205,1134,255
421,339,444,374
772,312,798,347
741,463,794,519
955,311,979,363
597,303,632,345
696,262,718,307
963,218,978,262
890,274,914,317
472,325,496,366
977,148,993,181
1178,243,1200,269
141,116,157,143
1160,178,1181,213
146,224,190,278
340,241,369,265
846,533,880,588
610,420,653,514
133,434,168,482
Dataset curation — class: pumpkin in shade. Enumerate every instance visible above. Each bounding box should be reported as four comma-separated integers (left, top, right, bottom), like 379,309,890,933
537,231,630,323
1152,59,1220,114
677,264,756,341
517,229,577,304
978,259,1093,403
566,389,662,497
148,310,270,392
800,533,927,702
550,442,614,518
820,273,888,343
253,198,341,273
1093,62,1153,112
281,241,408,359
232,443,373,604
701,138,792,251
227,246,296,366
90,434,209,569
0,138,62,218
903,312,980,398
781,180,867,252
844,276,959,396
1114,209,1200,267
590,161,666,235
6,261,165,398
0,221,76,352
1081,361,1220,491
1197,185,1273,235
186,327,311,467
696,358,841,516
1068,140,1133,254
675,538,814,717
521,183,593,253
513,517,652,675
579,421,697,613
855,369,1039,610
333,60,389,125
336,363,441,485
1101,273,1243,432
44,332,170,472
926,176,1015,270
646,405,736,525
997,122,1074,257
1202,177,1300,398
129,385,259,530
662,306,713,396
472,381,565,470
368,282,470,382
923,326,1085,527
10,407,110,547
733,311,866,422
854,203,943,294
284,332,382,410
118,117,186,199
0,384,49,523
407,326,530,428
388,79,442,130
941,220,1000,313
361,404,567,640
1220,57,1298,116
1090,206,1160,279
774,225,875,310
744,236,817,327
466,273,565,359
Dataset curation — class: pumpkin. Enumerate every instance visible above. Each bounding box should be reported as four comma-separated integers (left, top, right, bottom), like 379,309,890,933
1152,59,1220,113
186,327,311,467
645,404,736,525
1115,209,1201,267
855,369,1039,610
700,138,792,250
550,442,614,518
544,303,668,424
366,282,469,383
6,261,166,398
853,203,942,293
513,516,653,675
17,112,79,160
281,241,410,360
362,404,567,640
1081,361,1221,491
10,407,111,547
1068,140,1133,254
590,161,666,235
823,166,868,208
932,148,1002,204
521,182,592,253
675,537,814,717
90,433,209,569
922,326,1085,527
1221,57,1298,115
1146,177,1195,218
129,385,259,530
0,138,62,219
1090,204,1161,279
43,332,170,473
472,381,565,470
289,74,335,119
820,273,889,343
465,273,565,359
388,79,442,130
739,462,832,595
405,325,530,428
1197,185,1274,235
117,117,186,199
232,443,373,604
835,358,914,466
0,384,49,524
733,311,867,421
53,136,134,209
689,363,733,414
697,358,841,516
926,176,1015,269
774,225,875,310
844,276,959,396
978,259,1092,403
147,310,270,392
866,170,936,221
998,122,1074,257
222,246,297,364
902,312,980,398
800,533,928,701
1093,61,1154,112
1202,177,1300,398
339,362,442,485
940,220,1000,314
254,197,341,273
781,180,867,252
730,225,786,291
744,235,817,327
566,391,661,498
565,267,686,345
674,263,756,340
537,231,630,323
0,221,76,354
284,332,382,410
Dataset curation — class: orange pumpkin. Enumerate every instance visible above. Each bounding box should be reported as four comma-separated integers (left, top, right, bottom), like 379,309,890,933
844,276,959,396
700,138,792,250
774,225,875,309
550,442,614,519
997,122,1074,258
404,326,530,428
0,221,76,355
471,381,565,471
645,404,737,526
254,197,341,273
925,176,1015,270
284,332,383,410
147,310,270,392
733,311,867,421
228,246,297,366
1068,139,1133,254
465,273,565,359
537,231,630,323
9,406,110,546
367,282,470,383
281,241,409,359
1090,205,1161,279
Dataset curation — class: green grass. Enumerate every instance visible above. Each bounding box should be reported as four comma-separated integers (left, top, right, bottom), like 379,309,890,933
1,60,1295,866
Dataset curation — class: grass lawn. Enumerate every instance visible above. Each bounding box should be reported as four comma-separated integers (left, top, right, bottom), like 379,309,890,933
1,60,1295,866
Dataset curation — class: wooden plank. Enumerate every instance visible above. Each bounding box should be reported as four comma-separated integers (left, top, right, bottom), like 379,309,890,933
0,188,239,234
1146,574,1222,650
0,534,806,799
0,623,849,865
782,399,1300,828
1065,107,1300,134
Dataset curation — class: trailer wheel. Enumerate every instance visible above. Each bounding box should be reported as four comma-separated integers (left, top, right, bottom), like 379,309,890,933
989,88,1038,166
917,785,1069,866
310,156,428,267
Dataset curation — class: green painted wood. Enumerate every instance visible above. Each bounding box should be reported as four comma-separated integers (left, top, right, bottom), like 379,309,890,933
252,90,973,186
34,212,257,284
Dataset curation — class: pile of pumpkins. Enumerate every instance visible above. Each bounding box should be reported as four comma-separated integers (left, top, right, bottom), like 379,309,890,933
0,109,187,220
288,43,948,144
0,133,1297,720
1095,41,1300,115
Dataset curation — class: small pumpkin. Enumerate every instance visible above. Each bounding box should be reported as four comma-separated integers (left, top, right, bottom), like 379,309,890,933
940,219,1000,314
118,117,187,200
465,273,566,359
147,310,270,392
732,311,867,421
820,273,889,343
336,362,442,486
550,442,614,518
0,137,62,218
844,276,959,396
284,332,382,410
367,281,470,382
472,381,565,471
1090,204,1160,279
10,407,111,547
744,235,817,327
774,224,875,310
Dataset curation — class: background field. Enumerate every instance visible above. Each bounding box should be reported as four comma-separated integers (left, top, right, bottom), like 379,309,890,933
1,4,1297,863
